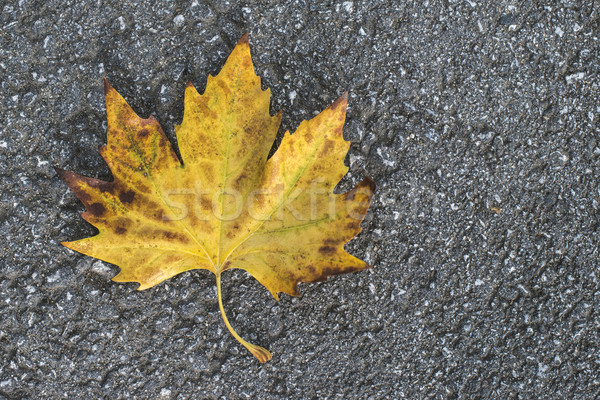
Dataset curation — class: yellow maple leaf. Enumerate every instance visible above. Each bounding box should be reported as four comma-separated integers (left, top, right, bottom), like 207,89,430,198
56,34,375,362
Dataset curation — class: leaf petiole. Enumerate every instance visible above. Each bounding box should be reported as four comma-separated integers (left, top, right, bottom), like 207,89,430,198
215,272,272,363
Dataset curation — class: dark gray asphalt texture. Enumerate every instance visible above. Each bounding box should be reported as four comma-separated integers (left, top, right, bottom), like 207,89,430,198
1,0,600,398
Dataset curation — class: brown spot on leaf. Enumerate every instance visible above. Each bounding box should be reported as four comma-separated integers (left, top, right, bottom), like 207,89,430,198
113,217,132,234
321,264,364,278
163,231,177,239
347,221,359,230
238,32,249,46
88,202,106,217
140,116,158,128
321,267,337,277
95,182,113,193
103,78,114,95
289,283,301,297
322,267,365,278
329,92,348,113
344,265,364,274
309,271,328,282
319,140,334,157
119,190,135,204
304,130,313,143
161,230,189,243
234,172,247,189
205,163,215,178
217,79,232,96
318,246,336,256
138,129,150,138
362,176,376,193
226,223,241,239
345,176,376,201
200,196,211,212
74,188,92,203
54,167,112,201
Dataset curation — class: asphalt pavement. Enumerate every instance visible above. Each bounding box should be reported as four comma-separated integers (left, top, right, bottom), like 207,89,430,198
1,0,599,398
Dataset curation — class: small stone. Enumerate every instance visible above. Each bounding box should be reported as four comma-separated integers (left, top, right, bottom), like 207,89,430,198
173,15,185,27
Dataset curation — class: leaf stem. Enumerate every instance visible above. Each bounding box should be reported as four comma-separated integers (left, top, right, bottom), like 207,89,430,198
215,272,272,363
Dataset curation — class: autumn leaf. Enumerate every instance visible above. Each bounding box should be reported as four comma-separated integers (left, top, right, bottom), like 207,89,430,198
56,34,375,363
